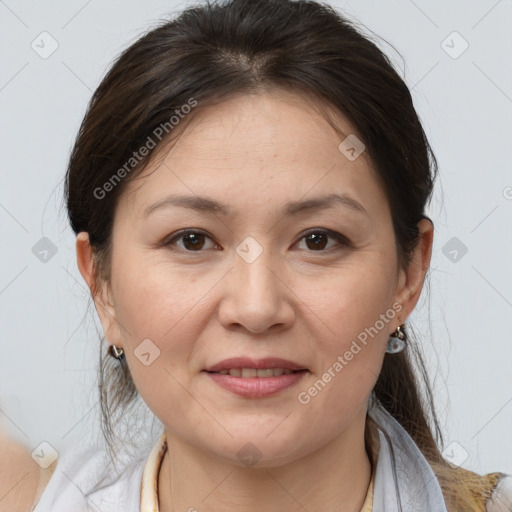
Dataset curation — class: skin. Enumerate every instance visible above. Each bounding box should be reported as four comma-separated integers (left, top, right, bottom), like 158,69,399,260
76,89,433,512
0,423,51,512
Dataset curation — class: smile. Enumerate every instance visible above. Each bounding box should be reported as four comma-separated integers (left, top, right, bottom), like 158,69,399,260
203,369,309,398
206,368,306,378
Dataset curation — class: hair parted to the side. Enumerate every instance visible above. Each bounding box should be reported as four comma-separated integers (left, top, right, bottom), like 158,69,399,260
64,0,500,508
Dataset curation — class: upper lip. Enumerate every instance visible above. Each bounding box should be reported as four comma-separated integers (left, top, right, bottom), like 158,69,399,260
204,357,308,372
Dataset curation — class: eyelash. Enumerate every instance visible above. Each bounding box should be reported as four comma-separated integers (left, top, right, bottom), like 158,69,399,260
162,228,351,253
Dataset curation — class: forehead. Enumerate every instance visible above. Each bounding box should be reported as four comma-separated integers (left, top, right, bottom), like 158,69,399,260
117,90,388,221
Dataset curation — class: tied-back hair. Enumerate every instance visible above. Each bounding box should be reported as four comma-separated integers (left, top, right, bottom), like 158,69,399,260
64,1,500,508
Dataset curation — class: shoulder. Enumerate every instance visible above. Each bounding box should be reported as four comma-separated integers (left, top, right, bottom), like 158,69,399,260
0,431,106,512
452,467,512,512
0,432,55,512
486,474,512,512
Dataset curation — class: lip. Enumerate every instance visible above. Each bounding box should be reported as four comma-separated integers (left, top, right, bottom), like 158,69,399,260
203,357,307,372
204,370,309,398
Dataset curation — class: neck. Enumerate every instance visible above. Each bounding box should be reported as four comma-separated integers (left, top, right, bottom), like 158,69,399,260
158,407,373,512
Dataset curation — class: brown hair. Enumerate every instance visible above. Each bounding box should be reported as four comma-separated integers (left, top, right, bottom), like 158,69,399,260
64,0,498,508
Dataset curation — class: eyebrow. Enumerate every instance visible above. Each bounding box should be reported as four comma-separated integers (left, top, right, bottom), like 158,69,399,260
142,193,369,218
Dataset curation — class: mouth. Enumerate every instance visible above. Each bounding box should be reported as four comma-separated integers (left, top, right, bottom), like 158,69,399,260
203,356,309,374
203,368,309,378
202,368,310,398
202,357,310,397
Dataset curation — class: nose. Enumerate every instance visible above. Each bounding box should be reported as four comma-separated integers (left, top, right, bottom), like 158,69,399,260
216,245,295,334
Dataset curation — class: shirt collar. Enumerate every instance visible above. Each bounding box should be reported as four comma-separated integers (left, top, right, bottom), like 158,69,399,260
140,431,167,512
367,399,449,511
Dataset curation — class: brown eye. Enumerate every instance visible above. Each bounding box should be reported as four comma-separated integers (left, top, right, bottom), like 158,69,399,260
164,230,217,251
304,232,328,250
296,229,350,252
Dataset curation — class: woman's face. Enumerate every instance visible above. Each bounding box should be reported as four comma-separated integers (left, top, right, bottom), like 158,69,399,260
81,90,431,467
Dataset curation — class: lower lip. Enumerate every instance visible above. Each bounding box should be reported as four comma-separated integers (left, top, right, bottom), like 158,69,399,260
203,370,309,398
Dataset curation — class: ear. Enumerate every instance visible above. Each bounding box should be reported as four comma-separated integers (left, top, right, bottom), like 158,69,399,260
393,218,434,323
75,232,124,349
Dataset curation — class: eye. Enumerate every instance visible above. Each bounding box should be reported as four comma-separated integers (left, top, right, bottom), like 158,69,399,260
295,229,351,252
162,228,351,253
163,229,219,252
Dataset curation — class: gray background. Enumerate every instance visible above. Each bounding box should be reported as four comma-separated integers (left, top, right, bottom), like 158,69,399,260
0,0,511,475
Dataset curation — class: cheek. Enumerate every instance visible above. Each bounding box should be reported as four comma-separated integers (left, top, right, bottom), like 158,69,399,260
297,256,396,405
306,253,398,349
293,279,392,446
109,253,221,396
112,252,202,342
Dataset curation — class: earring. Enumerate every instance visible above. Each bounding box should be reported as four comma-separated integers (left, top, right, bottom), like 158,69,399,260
386,324,406,354
108,344,125,361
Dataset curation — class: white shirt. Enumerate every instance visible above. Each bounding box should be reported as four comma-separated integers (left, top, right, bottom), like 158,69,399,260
31,400,512,511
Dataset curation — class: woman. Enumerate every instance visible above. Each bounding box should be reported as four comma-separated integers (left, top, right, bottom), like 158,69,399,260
4,0,511,510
